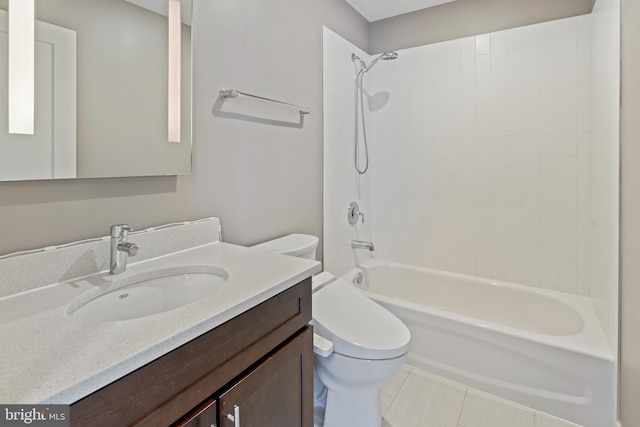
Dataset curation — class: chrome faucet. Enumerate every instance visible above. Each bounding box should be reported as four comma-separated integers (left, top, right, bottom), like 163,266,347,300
351,240,375,251
110,224,139,274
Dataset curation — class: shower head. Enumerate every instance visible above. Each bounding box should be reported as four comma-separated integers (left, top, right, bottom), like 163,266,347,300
364,51,398,72
352,53,366,68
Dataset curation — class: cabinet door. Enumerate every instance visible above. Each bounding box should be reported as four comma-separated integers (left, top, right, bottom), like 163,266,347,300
219,327,313,427
174,398,217,427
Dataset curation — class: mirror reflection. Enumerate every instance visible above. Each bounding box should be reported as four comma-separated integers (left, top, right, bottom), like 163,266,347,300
0,0,192,181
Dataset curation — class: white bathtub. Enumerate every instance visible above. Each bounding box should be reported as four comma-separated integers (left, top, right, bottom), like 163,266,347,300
343,259,616,427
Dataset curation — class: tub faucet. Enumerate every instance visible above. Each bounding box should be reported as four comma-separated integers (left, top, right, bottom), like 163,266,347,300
110,224,139,274
351,240,375,251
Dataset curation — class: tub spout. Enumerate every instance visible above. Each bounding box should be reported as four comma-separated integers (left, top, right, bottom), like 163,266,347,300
351,240,375,251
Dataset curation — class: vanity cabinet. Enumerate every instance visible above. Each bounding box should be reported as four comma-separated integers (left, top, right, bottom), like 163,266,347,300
174,398,217,427
217,328,311,427
69,278,313,427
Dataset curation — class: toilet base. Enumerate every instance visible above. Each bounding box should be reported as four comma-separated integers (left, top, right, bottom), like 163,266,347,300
314,352,407,427
322,384,381,427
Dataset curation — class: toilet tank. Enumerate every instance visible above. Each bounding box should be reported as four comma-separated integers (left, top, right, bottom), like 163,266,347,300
251,234,319,260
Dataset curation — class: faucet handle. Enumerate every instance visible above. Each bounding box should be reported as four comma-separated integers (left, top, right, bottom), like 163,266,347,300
117,242,139,256
111,224,133,238
347,202,365,225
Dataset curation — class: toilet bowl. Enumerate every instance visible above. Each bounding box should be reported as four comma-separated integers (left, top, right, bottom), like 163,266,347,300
311,274,410,427
251,234,411,427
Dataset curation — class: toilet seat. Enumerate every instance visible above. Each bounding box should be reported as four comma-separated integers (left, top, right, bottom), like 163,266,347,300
312,277,410,360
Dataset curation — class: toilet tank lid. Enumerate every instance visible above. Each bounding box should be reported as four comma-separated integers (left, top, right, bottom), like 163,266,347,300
251,233,319,257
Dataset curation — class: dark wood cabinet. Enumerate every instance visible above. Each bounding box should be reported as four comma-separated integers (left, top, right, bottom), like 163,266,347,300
70,278,313,427
218,328,312,427
175,398,217,427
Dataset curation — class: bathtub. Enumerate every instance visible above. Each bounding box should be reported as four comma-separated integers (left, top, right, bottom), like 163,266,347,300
343,259,616,427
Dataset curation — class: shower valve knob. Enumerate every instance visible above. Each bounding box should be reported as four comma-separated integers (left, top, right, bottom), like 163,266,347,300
347,201,364,225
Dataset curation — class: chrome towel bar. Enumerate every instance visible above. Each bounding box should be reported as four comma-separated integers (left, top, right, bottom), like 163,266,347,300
219,89,311,115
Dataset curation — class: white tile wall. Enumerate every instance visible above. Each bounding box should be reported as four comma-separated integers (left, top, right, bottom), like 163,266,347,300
589,0,620,352
323,28,374,277
323,3,619,350
368,15,595,292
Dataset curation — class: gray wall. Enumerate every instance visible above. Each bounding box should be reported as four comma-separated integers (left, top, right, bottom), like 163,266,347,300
369,0,594,53
0,0,368,256
620,0,640,424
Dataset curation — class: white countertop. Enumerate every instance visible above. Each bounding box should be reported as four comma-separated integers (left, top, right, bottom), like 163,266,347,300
0,242,321,404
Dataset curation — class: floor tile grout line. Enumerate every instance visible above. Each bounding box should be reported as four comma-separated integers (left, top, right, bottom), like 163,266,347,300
379,391,394,420
533,409,582,427
382,366,414,419
455,386,470,427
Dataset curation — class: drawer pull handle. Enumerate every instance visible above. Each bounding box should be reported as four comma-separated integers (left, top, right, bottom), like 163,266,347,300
226,405,240,427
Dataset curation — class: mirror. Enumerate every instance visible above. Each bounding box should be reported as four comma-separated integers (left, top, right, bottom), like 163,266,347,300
0,0,192,181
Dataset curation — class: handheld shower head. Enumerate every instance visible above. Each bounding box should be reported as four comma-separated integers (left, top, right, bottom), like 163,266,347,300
351,53,365,68
351,50,398,175
364,51,398,72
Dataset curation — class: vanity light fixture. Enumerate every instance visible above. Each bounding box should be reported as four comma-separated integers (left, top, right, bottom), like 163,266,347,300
168,0,181,143
8,0,34,134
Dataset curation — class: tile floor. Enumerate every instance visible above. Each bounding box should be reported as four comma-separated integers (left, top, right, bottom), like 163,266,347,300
379,365,582,427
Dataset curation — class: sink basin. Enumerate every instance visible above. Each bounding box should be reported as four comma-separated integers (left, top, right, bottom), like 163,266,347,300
68,267,228,322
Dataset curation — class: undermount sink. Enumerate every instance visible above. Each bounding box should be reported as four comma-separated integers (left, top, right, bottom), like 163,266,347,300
68,267,229,322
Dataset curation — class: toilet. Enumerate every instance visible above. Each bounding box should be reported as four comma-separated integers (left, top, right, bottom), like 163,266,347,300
251,234,411,427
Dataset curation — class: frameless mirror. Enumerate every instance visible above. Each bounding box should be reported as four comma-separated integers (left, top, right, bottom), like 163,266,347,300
0,0,192,181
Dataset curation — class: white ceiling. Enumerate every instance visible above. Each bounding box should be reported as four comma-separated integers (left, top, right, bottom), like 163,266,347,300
345,0,456,22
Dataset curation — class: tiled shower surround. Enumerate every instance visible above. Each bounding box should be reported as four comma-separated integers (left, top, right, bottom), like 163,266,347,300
369,17,594,292
323,0,619,350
